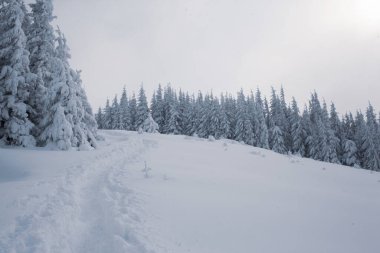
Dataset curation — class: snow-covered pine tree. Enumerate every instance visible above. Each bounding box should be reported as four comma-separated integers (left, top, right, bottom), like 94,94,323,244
354,111,367,166
223,93,237,139
342,139,359,167
103,98,111,129
279,86,291,151
182,94,196,136
289,97,304,155
188,92,203,136
119,86,130,130
234,90,255,145
96,107,103,129
151,84,164,132
177,90,191,136
197,94,211,138
180,92,193,136
301,106,314,158
38,28,97,150
110,95,119,130
209,96,223,139
362,104,380,171
219,95,230,139
253,89,269,149
27,0,56,130
0,0,35,146
322,102,339,164
247,92,259,146
71,69,98,148
366,103,380,152
270,124,286,154
361,125,380,171
307,92,330,161
136,85,149,130
167,92,181,135
342,113,355,142
330,103,343,159
142,112,159,133
129,93,137,131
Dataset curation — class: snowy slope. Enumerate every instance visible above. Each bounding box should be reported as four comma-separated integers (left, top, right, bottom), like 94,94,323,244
0,130,380,253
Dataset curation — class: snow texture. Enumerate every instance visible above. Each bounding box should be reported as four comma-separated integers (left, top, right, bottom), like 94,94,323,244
1,130,380,253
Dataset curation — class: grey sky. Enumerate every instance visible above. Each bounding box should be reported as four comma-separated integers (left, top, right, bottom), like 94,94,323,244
51,0,380,114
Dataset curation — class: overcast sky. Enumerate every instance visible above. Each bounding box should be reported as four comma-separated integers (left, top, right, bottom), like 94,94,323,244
50,0,380,114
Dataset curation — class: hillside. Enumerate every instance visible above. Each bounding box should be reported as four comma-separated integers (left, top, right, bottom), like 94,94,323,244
0,130,380,253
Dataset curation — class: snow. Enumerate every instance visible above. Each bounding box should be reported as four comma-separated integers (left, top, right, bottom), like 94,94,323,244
1,130,380,253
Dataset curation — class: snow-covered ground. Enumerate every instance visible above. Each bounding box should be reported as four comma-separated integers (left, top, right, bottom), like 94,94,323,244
1,130,380,253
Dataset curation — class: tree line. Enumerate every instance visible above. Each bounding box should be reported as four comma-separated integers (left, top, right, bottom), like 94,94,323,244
0,0,98,150
96,84,380,171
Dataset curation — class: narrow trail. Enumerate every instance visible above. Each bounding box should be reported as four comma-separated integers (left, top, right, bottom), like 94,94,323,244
0,132,153,253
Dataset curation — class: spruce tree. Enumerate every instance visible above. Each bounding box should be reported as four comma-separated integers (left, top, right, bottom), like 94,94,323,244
136,86,149,130
270,124,286,154
119,86,130,130
142,112,159,133
110,95,119,129
27,0,56,129
96,107,103,129
254,90,269,149
38,27,97,149
103,98,111,129
234,90,254,145
151,84,164,132
0,0,36,146
289,98,304,155
129,93,137,130
342,139,359,167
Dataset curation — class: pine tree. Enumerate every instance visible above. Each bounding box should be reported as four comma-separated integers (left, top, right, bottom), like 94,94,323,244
72,70,98,148
301,106,314,158
234,90,254,145
330,103,343,161
342,139,359,167
151,84,164,132
197,94,211,138
219,96,230,139
96,107,103,129
223,93,236,139
279,86,291,151
110,95,119,129
209,96,222,139
103,98,111,129
0,0,35,146
142,112,159,133
181,93,193,136
38,28,97,149
362,125,380,171
129,93,137,130
27,0,56,129
189,92,203,136
289,98,304,155
362,104,380,171
270,124,286,154
167,106,180,134
136,86,149,130
322,102,339,163
254,89,269,149
119,86,130,130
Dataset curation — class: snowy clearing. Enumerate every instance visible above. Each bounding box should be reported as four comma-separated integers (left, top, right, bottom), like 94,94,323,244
1,130,380,253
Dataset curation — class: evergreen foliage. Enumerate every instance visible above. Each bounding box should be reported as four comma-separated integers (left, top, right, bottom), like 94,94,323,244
96,84,380,172
0,0,98,150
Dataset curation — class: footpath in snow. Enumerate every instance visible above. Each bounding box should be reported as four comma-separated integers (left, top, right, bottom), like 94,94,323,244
1,130,380,253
